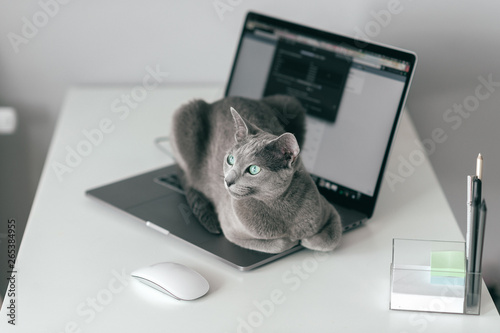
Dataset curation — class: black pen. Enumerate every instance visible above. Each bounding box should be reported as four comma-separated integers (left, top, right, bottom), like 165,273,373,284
467,199,487,309
475,200,487,274
466,154,485,310
466,154,483,265
467,177,481,273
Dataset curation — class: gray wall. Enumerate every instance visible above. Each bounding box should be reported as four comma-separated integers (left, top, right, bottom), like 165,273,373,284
369,1,500,289
1,0,499,304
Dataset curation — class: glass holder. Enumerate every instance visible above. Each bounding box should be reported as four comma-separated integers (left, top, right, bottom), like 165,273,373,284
390,238,481,315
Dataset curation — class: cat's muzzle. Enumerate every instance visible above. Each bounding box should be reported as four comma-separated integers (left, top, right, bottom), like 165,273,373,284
224,170,237,188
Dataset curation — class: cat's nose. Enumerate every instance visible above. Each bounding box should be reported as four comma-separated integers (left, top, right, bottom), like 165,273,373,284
225,170,237,187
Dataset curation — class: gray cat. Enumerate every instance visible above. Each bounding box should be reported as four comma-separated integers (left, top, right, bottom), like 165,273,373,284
170,95,342,253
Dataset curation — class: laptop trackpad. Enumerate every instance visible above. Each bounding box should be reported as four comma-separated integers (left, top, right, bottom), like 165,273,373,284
126,193,214,244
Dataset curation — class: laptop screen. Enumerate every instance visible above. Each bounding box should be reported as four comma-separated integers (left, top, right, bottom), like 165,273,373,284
226,12,416,217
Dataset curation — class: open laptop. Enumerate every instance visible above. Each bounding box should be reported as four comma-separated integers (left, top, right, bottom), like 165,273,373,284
86,12,417,271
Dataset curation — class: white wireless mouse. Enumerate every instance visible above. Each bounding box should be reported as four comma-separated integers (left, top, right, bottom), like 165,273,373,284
131,262,209,301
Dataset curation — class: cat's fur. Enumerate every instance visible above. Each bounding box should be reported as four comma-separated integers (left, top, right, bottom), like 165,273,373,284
170,95,342,253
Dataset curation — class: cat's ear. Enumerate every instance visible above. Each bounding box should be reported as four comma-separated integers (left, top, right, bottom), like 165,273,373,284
268,133,300,168
231,107,249,143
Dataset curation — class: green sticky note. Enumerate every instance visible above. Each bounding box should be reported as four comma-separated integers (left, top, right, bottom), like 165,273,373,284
430,251,466,285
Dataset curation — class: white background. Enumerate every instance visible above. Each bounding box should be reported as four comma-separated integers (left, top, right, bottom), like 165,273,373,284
0,0,499,307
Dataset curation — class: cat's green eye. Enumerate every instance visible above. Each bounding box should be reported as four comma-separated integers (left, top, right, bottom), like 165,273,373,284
248,165,261,175
227,154,235,166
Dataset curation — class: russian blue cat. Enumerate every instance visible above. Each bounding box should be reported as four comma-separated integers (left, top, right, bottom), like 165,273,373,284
170,95,342,253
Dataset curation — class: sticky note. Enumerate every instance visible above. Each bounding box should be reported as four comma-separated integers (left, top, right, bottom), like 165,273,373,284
430,251,466,286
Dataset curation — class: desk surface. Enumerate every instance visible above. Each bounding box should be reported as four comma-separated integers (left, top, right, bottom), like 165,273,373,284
2,85,499,332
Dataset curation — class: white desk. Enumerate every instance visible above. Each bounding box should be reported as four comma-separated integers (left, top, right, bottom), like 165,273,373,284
1,85,499,332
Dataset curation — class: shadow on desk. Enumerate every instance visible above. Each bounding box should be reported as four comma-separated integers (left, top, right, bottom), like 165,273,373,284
488,286,500,313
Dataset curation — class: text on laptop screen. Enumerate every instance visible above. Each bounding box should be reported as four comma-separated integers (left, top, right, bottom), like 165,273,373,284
227,17,411,199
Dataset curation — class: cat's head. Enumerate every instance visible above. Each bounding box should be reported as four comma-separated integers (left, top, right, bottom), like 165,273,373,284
223,107,300,200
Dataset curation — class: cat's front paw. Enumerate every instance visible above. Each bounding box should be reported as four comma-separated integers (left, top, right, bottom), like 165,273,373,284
263,238,299,254
300,218,342,252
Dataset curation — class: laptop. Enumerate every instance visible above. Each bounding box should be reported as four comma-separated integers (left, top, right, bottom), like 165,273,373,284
87,11,417,271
